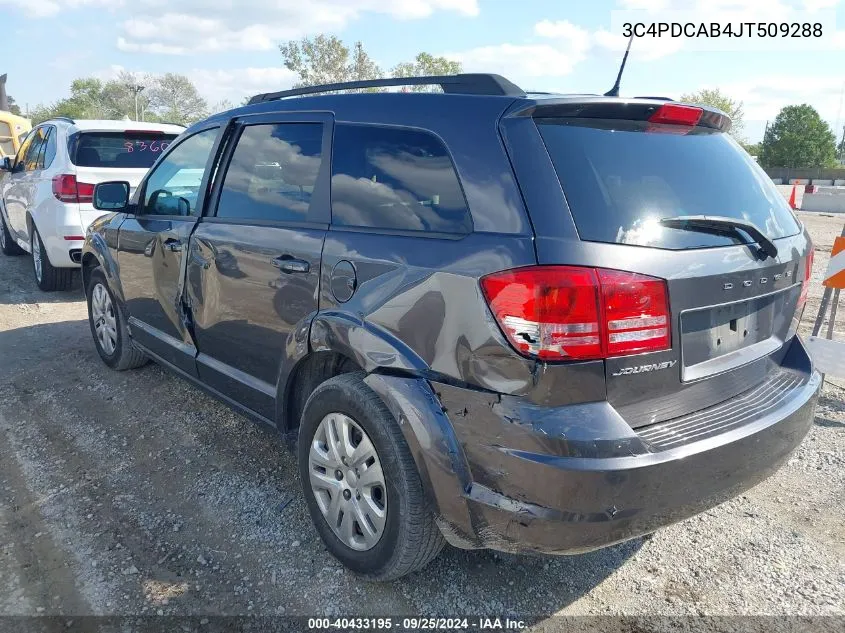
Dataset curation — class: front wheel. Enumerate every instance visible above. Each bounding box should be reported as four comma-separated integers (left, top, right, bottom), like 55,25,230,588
86,268,148,371
298,373,445,581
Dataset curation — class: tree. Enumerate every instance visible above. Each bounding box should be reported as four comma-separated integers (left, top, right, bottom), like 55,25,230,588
391,52,462,92
280,35,462,92
29,73,207,125
680,88,744,139
147,73,208,125
759,104,838,169
837,127,845,164
740,141,761,156
6,95,21,116
210,99,236,115
280,34,383,90
102,71,151,121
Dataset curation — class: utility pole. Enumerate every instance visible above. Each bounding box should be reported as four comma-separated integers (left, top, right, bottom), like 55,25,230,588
130,84,145,122
839,124,845,164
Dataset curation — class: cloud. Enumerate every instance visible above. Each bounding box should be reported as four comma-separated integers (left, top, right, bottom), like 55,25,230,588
450,16,681,80
0,0,116,18
718,75,845,124
113,0,478,54
450,20,592,79
2,0,478,54
593,27,683,60
189,67,300,104
97,65,299,105
450,43,589,79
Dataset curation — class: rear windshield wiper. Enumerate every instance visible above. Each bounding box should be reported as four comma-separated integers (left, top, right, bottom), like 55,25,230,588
659,215,778,260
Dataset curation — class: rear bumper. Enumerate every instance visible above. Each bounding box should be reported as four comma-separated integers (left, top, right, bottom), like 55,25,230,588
367,336,820,555
35,202,105,268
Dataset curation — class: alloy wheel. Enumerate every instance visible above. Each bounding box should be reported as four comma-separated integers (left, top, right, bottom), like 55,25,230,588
309,413,387,551
32,233,42,281
91,283,117,355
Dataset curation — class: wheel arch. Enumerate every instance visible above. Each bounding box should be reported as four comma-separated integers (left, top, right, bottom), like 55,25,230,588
81,234,125,305
283,311,477,548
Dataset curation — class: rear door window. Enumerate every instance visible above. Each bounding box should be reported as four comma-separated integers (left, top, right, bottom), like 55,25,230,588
69,131,178,169
23,128,46,171
36,126,56,170
215,123,324,223
536,120,801,249
330,124,471,234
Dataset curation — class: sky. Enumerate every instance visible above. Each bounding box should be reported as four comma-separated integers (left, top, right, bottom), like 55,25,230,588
2,0,845,142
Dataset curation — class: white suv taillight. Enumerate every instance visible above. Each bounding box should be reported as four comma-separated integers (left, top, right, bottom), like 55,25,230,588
52,174,95,204
480,266,671,361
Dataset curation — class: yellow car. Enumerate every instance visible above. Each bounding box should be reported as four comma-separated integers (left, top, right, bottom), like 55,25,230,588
0,111,31,160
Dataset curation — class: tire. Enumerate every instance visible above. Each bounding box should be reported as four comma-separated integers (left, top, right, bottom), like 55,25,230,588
31,226,74,291
0,212,24,255
86,267,148,371
298,372,445,581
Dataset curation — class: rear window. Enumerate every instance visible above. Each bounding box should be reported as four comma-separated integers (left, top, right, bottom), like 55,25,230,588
69,131,178,169
537,119,801,250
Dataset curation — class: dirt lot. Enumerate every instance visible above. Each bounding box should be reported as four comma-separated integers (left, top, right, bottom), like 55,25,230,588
0,212,843,624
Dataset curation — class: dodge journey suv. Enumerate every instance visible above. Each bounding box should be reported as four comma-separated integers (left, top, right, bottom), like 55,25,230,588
81,73,820,581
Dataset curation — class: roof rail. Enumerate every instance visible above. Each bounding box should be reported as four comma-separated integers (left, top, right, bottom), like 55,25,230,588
248,73,525,104
48,116,76,124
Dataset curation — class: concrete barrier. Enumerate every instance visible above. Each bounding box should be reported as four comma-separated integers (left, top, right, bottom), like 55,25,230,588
802,188,845,213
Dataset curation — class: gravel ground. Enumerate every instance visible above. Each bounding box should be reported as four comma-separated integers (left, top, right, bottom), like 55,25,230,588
0,212,843,626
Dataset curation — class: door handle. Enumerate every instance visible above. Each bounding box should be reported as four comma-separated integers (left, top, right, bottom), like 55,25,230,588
163,238,183,253
272,256,310,274
190,250,211,270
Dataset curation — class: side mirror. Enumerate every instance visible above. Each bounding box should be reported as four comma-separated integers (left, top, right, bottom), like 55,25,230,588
0,157,12,171
93,181,130,212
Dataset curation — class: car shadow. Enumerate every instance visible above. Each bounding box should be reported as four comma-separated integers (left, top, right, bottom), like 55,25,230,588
816,390,845,429
0,253,84,305
0,318,641,621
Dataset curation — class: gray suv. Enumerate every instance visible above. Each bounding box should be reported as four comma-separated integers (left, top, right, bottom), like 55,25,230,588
82,73,820,581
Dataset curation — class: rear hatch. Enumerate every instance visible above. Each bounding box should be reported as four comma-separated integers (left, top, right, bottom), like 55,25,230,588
506,99,812,427
68,129,180,228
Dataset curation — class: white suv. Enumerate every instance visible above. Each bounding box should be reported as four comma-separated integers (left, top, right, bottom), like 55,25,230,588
0,119,184,290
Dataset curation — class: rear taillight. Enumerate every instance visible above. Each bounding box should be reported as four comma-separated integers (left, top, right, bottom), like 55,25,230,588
52,174,95,204
480,266,671,361
599,269,671,356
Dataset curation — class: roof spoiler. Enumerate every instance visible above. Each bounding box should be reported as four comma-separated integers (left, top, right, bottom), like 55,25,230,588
512,98,732,133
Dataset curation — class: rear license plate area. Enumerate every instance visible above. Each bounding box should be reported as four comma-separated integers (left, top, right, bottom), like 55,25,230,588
680,290,787,381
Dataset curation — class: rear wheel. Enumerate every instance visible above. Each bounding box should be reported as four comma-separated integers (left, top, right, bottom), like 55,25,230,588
298,373,445,581
31,226,74,291
86,267,148,370
0,213,24,255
